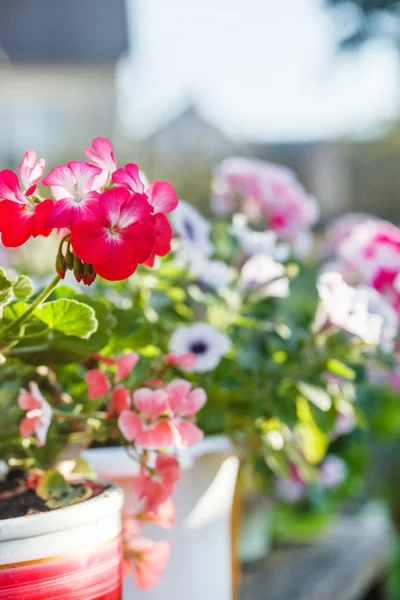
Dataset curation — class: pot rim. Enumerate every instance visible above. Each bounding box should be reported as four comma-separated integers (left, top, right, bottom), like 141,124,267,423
83,434,235,477
0,482,123,543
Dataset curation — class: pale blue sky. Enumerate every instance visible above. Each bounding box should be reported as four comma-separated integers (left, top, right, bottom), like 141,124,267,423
119,0,400,142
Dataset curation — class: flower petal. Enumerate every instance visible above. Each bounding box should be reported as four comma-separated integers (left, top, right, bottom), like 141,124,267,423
19,415,37,439
70,220,111,265
0,170,25,203
85,369,111,400
18,151,45,189
18,388,39,411
111,386,131,415
175,420,204,448
0,201,35,247
131,539,171,591
166,379,192,414
85,137,116,172
135,420,175,449
116,352,139,382
147,181,178,214
118,410,143,441
133,388,169,420
112,163,145,194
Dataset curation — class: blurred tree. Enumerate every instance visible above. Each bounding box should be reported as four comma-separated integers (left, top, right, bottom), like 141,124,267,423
326,1,400,51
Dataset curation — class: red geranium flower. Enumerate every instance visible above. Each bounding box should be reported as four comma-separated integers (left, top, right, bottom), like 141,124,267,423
70,187,154,281
0,167,53,247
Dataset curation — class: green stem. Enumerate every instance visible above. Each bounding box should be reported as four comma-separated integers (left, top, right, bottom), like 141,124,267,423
53,408,108,421
0,274,61,338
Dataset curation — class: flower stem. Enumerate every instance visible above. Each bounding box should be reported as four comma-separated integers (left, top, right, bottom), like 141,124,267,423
0,274,61,338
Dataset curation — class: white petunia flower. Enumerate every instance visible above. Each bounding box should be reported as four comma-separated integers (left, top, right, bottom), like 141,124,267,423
171,199,214,258
358,285,398,354
169,323,231,372
241,253,289,298
315,272,383,346
230,213,289,260
189,258,231,292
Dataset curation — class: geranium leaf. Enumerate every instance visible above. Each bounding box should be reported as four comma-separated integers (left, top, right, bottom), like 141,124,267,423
0,272,13,309
13,275,34,301
34,299,98,339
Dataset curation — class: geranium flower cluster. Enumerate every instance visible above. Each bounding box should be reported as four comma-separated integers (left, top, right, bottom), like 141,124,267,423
84,351,206,589
17,351,207,590
211,157,319,254
0,138,178,282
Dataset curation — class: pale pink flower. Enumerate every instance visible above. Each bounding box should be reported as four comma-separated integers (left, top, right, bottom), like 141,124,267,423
166,379,206,447
18,150,45,191
85,369,111,400
323,212,379,259
132,454,181,513
18,382,52,447
164,352,196,369
126,538,171,591
118,388,174,449
212,158,319,254
85,137,117,173
43,161,101,228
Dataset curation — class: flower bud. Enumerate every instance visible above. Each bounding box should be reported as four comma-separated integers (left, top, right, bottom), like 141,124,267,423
65,246,74,271
56,253,67,279
73,254,83,283
82,263,96,286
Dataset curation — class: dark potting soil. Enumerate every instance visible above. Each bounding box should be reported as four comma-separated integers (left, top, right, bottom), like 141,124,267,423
0,469,107,520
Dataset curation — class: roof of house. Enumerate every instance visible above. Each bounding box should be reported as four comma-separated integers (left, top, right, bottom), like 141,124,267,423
0,0,129,63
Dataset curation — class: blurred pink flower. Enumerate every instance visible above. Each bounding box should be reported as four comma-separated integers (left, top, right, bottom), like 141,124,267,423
125,538,171,591
85,369,111,400
18,382,52,447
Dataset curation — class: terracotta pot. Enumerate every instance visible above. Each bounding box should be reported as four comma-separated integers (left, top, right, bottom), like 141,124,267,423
84,435,240,600
0,483,124,600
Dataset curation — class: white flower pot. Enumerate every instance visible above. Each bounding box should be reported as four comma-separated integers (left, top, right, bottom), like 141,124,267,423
84,435,240,600
0,483,124,600
239,499,273,563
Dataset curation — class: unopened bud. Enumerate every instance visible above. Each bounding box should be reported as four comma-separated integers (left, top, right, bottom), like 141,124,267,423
65,247,74,271
82,263,96,286
56,253,66,279
73,254,83,283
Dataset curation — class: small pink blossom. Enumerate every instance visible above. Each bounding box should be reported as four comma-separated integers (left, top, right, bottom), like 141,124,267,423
18,382,52,447
18,150,45,191
125,538,171,591
43,161,101,228
166,379,206,448
118,388,174,449
85,369,111,400
132,454,181,513
85,137,117,173
164,352,196,369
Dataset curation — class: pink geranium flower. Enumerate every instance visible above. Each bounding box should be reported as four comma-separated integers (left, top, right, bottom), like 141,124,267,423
164,352,196,369
18,382,52,447
18,150,46,190
112,163,146,194
125,538,170,591
70,187,154,281
85,137,117,192
118,388,174,449
0,167,54,247
132,454,181,513
166,379,206,447
43,161,102,228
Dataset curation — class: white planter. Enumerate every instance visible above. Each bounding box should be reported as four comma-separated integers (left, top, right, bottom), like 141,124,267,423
239,499,273,563
84,435,240,600
0,484,124,600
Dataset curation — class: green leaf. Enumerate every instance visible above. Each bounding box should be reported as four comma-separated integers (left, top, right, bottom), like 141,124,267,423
71,457,96,479
295,422,328,464
297,382,332,412
0,272,13,308
36,470,93,508
13,275,33,301
3,302,30,321
34,299,98,339
326,359,356,381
